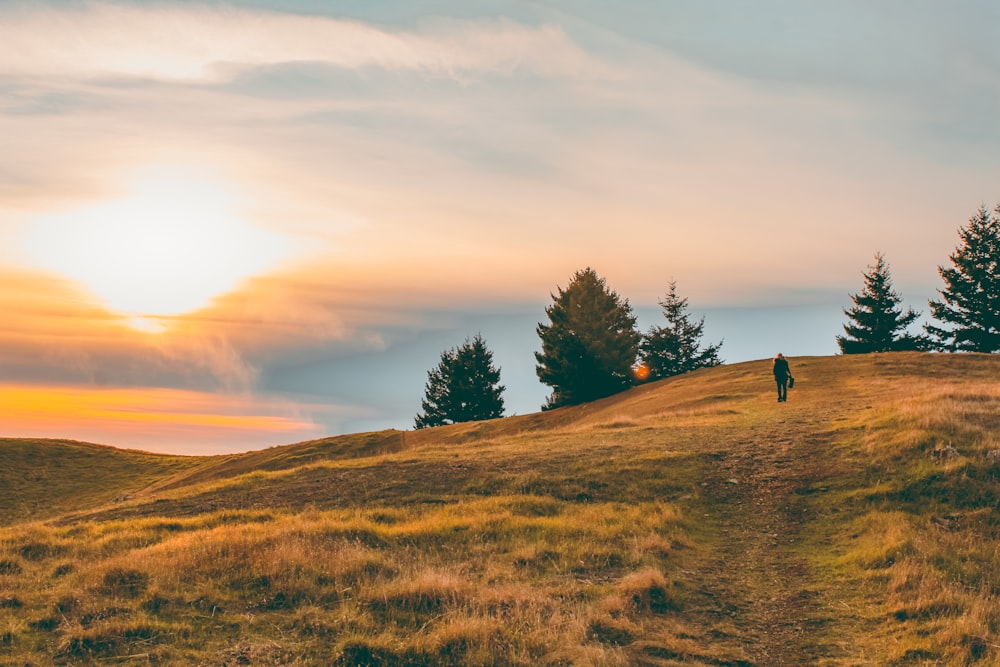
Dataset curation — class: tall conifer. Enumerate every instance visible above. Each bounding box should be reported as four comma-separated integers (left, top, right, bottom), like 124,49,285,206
640,281,722,378
535,268,641,409
926,205,1000,352
414,334,505,428
837,252,923,354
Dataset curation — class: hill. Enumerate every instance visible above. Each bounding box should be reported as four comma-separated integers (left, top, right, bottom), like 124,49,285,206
1,352,998,665
0,439,199,526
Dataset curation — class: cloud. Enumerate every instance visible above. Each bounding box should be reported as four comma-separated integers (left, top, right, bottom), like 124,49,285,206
0,3,598,83
0,264,407,452
0,262,434,394
554,1,1000,162
0,267,264,391
3,3,996,309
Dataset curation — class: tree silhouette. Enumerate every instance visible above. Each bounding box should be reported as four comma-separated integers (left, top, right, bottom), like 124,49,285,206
414,334,505,429
535,268,641,409
837,252,924,354
926,205,1000,352
640,280,722,379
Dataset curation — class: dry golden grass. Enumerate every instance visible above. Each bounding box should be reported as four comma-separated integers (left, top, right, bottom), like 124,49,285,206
1,352,999,664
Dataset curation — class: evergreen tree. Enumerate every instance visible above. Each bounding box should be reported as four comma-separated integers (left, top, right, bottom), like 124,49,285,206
836,252,924,354
640,280,723,379
535,268,641,409
414,334,505,429
926,205,1000,352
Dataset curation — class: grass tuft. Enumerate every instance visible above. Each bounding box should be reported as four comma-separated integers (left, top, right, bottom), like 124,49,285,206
100,568,150,598
617,567,681,614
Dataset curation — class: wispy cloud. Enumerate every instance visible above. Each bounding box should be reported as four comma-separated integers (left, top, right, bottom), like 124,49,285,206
0,3,598,82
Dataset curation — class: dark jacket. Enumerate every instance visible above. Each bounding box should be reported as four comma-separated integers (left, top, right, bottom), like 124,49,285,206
773,357,790,379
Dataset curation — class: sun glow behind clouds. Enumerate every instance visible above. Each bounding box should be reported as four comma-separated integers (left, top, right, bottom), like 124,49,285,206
22,165,299,325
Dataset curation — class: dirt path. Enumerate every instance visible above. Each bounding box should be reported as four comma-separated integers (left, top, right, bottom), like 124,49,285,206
679,407,849,666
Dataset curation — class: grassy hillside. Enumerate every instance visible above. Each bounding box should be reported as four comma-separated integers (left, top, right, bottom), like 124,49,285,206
1,352,999,665
0,439,200,525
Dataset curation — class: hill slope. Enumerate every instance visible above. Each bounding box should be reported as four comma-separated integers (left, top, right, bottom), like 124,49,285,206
0,439,199,525
1,352,998,665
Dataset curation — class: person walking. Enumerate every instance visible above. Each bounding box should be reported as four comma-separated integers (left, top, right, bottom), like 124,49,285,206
772,353,792,402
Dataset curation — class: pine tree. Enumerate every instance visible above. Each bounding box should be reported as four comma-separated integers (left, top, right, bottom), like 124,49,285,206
535,268,641,409
926,205,1000,352
414,334,505,429
640,280,723,379
836,252,924,354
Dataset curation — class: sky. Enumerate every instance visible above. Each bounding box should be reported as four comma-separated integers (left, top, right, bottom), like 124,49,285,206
2,1,999,454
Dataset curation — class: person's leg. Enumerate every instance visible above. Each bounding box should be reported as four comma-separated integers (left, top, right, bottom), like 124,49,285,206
776,378,785,401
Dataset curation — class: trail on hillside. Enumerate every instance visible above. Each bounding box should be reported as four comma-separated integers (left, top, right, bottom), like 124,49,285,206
669,401,861,666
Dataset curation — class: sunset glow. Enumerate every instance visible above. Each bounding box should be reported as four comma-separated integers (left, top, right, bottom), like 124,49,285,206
0,384,321,455
20,164,298,325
